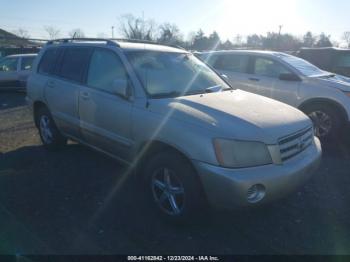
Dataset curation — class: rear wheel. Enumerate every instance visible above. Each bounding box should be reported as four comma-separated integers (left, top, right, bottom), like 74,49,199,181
302,104,342,142
144,151,206,223
36,107,67,150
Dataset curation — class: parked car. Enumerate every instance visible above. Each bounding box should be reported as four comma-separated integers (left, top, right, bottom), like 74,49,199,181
297,47,350,78
0,54,37,90
197,50,350,141
26,39,321,222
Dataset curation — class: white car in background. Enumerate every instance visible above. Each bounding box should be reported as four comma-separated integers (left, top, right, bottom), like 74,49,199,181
197,50,350,141
0,54,37,90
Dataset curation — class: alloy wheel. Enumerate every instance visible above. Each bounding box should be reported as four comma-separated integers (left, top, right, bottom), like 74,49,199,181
39,115,53,144
308,110,332,138
151,167,185,216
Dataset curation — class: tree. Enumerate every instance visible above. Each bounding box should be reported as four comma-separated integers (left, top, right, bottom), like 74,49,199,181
12,28,30,39
315,33,332,47
232,34,243,47
220,40,234,50
157,23,183,44
342,31,350,48
69,28,85,38
118,14,156,40
303,31,316,47
191,29,208,51
247,34,262,48
44,26,60,40
208,31,221,50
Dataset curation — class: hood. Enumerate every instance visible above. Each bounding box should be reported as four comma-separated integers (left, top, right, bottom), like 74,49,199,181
148,90,311,144
309,74,350,92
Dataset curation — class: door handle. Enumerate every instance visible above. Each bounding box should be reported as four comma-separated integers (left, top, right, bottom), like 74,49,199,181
249,77,260,82
81,92,90,100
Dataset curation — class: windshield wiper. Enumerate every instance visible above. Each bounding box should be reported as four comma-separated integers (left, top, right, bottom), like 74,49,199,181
205,85,223,93
150,91,182,98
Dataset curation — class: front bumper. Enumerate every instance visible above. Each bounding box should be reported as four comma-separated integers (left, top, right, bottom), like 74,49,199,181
193,137,322,209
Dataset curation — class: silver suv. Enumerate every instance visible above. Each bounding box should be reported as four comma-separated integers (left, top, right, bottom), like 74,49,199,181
27,39,321,222
197,50,350,141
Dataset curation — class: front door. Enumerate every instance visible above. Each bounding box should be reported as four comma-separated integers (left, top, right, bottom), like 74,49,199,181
79,48,133,160
247,56,300,106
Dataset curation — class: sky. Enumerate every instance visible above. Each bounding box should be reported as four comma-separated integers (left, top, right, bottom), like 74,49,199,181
1,0,349,44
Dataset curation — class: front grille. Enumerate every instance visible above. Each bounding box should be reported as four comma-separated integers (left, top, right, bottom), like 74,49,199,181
278,127,313,162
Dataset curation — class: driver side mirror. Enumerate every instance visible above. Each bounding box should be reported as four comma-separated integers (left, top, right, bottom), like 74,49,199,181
279,73,300,81
112,79,132,99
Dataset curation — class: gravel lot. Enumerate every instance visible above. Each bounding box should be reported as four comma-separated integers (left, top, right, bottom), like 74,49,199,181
0,92,350,255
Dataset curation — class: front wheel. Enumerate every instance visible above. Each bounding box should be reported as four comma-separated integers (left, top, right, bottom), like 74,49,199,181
303,104,342,142
144,151,206,223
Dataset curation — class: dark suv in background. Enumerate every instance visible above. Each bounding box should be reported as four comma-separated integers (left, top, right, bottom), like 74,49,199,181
297,47,350,78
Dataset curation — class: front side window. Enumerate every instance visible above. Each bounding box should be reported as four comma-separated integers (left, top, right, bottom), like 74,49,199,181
214,54,249,73
254,57,290,78
87,49,128,93
59,47,92,83
21,56,36,71
0,57,18,72
126,51,231,98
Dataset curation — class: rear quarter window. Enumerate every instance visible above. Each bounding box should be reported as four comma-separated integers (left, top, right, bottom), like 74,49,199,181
38,48,61,75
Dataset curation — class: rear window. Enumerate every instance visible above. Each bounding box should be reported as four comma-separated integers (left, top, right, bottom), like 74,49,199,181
58,47,92,83
213,54,249,73
38,48,61,75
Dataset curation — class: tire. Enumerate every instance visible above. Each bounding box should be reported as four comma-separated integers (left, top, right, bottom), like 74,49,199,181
36,106,67,150
143,150,206,223
302,103,343,142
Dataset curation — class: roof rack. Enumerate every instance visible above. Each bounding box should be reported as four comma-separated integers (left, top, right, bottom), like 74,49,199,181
46,38,119,47
45,37,186,50
111,38,185,50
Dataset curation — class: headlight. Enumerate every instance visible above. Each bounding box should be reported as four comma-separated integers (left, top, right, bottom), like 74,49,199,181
213,139,272,168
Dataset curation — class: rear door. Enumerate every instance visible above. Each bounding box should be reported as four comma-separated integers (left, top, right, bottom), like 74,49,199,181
79,48,134,160
0,56,20,88
247,56,300,106
43,47,93,138
210,54,255,92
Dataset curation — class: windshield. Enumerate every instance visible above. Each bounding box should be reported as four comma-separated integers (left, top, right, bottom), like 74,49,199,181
126,51,231,98
280,54,326,77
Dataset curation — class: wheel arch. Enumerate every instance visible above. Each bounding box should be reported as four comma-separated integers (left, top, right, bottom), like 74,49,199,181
298,98,348,123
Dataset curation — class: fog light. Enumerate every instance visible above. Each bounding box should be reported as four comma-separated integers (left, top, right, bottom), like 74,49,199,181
247,184,266,203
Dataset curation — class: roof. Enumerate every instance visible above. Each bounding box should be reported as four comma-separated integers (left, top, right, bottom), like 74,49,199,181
117,42,185,53
45,38,186,53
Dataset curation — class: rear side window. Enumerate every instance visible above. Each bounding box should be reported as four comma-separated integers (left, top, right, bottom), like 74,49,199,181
21,56,36,70
213,54,249,73
38,48,61,74
59,47,92,83
87,49,128,93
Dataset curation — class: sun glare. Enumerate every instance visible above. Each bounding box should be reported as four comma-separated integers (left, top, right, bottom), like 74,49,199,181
212,0,303,39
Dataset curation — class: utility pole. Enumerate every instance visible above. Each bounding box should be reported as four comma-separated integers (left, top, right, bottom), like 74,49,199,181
111,26,114,38
278,25,283,36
